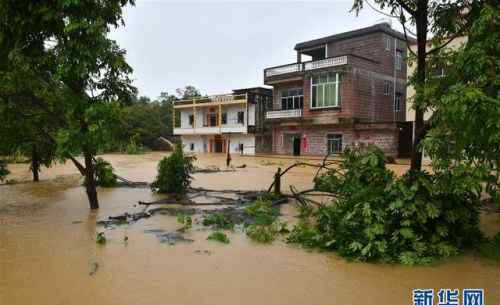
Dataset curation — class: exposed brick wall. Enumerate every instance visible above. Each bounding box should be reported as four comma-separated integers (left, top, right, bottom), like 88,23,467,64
272,123,399,157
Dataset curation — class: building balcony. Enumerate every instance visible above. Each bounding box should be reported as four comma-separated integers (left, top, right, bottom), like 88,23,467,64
173,124,248,135
264,55,348,82
265,109,302,119
173,93,247,109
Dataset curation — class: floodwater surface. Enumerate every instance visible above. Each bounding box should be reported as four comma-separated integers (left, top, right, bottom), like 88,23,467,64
1,153,499,305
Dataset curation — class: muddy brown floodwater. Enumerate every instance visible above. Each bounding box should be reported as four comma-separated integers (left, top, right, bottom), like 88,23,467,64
1,152,499,305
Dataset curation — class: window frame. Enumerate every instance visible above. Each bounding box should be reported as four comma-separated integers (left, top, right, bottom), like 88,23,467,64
395,50,403,70
310,72,341,109
188,114,194,127
280,88,304,110
237,111,245,124
394,92,402,112
221,112,227,125
383,81,391,96
385,36,391,51
327,134,343,154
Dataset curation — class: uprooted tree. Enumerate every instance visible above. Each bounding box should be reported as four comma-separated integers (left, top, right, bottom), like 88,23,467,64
0,0,136,209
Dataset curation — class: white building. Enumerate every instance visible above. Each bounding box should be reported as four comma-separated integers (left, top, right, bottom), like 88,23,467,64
173,87,272,155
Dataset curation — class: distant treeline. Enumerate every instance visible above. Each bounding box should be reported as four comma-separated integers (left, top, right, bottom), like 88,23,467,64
108,86,202,152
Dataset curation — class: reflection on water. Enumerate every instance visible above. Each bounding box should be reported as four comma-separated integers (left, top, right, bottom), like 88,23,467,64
1,153,499,305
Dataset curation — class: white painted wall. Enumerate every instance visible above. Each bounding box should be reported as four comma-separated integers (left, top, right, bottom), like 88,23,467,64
248,103,255,126
228,134,256,155
180,135,206,153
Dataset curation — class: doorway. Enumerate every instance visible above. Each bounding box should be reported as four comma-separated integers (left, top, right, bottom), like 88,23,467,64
293,137,301,156
214,139,224,153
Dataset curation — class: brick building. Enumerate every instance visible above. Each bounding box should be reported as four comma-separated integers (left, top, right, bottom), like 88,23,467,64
263,23,412,157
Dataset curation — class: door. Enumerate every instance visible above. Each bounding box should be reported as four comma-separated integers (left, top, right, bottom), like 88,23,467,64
293,137,301,156
214,140,223,153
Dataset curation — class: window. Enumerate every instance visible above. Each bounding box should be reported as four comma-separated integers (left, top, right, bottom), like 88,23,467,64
431,67,446,78
311,72,341,108
237,111,245,124
188,114,194,126
190,143,194,151
280,88,303,110
396,50,403,70
385,36,391,51
384,81,391,96
394,92,402,112
327,134,342,154
221,112,227,124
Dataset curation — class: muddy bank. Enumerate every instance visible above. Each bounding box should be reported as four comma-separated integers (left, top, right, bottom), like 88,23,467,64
1,153,499,305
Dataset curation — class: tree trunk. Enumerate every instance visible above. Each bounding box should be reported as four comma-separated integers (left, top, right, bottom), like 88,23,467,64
410,3,428,172
31,147,40,182
84,151,99,209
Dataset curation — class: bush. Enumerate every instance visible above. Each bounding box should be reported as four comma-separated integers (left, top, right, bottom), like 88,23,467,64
151,142,195,194
290,145,483,265
0,159,9,182
92,158,117,187
207,231,230,244
177,213,192,230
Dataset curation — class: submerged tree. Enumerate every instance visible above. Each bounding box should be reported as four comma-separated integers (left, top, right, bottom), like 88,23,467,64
0,0,136,209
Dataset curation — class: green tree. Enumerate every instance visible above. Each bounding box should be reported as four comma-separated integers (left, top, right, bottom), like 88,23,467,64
175,85,202,100
422,5,500,204
351,0,481,171
0,0,136,209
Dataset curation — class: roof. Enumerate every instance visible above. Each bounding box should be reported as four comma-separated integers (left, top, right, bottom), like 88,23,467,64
294,23,416,51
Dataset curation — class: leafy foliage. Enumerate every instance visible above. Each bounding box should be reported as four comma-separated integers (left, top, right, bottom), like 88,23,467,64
96,232,106,245
91,158,117,187
422,5,500,206
290,145,482,265
202,212,234,230
0,159,9,182
207,231,230,244
151,142,195,194
243,198,279,225
177,213,192,231
246,221,289,243
478,233,500,261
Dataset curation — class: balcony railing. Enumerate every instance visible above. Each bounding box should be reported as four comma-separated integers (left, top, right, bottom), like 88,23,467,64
264,63,302,77
265,109,302,119
264,55,348,77
173,125,247,135
174,93,247,107
303,55,347,71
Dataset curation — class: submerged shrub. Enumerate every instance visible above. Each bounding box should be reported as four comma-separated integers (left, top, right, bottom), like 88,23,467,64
243,198,279,225
478,233,500,261
207,231,230,244
93,158,117,187
177,213,192,230
96,232,106,244
0,159,9,182
151,142,195,194
246,221,289,243
202,212,234,230
290,145,483,265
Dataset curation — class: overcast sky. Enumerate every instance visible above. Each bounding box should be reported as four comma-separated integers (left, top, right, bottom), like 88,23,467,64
110,0,402,99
